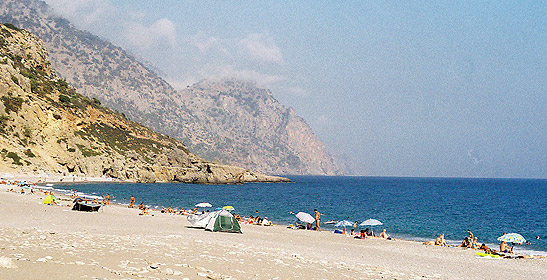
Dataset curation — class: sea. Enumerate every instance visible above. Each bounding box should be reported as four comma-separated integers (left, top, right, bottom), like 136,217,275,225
49,176,547,255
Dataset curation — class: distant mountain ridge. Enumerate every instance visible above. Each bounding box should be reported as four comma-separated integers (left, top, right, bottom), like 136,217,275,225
0,23,288,183
1,0,343,175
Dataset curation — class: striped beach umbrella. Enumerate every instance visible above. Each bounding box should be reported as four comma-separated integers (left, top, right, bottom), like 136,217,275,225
497,233,526,244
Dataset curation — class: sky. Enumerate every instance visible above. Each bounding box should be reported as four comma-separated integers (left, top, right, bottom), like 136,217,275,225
44,0,546,178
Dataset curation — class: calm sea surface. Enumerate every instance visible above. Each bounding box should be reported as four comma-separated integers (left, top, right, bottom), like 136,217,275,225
52,176,547,254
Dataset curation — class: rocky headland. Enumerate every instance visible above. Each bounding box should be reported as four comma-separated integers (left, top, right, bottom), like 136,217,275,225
0,23,289,184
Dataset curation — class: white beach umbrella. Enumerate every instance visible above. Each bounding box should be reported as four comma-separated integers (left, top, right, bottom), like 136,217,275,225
295,212,315,224
360,219,383,227
360,219,383,235
195,202,212,208
334,220,354,228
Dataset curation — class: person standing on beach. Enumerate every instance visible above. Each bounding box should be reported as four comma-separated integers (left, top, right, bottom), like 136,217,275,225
106,194,110,205
467,229,474,240
314,209,322,231
129,195,135,208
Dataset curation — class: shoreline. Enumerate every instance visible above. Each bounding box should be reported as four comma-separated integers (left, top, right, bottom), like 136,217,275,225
1,182,547,279
9,177,547,257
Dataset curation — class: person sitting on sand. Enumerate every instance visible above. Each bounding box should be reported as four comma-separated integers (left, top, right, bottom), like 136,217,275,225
139,207,149,216
234,214,241,222
379,229,389,239
350,229,355,236
138,202,145,210
478,243,500,255
435,234,449,247
459,237,472,248
472,237,479,248
167,206,173,214
500,241,513,254
246,215,254,224
179,207,185,215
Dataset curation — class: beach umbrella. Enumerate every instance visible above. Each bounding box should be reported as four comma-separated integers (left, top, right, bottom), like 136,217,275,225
295,212,315,224
360,219,383,235
222,205,235,211
360,219,383,226
43,194,57,204
497,233,526,244
334,220,353,228
195,202,212,208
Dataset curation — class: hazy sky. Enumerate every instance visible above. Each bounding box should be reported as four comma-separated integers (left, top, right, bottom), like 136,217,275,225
44,0,546,178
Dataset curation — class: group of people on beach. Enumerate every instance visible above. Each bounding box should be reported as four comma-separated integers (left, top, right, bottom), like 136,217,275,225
423,229,539,258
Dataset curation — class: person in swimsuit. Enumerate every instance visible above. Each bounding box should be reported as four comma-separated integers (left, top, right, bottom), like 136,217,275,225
435,234,448,247
129,195,135,208
314,209,322,231
500,241,513,254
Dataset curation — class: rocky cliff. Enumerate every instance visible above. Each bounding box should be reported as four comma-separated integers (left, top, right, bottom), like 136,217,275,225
0,0,342,175
0,23,289,184
179,80,340,175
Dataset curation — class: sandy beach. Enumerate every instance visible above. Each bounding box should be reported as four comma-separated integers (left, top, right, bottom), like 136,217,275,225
1,184,546,280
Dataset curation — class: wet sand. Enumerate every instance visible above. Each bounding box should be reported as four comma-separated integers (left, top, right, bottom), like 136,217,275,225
1,184,546,279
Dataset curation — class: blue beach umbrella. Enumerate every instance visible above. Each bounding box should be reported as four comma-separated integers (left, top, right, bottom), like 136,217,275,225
498,233,526,244
334,220,353,228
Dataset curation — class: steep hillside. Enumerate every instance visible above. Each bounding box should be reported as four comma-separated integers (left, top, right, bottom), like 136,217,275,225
0,23,289,183
0,0,342,175
180,80,340,175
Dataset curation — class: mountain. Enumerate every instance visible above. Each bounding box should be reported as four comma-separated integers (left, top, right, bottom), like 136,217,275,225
0,0,343,175
179,80,340,175
0,23,289,184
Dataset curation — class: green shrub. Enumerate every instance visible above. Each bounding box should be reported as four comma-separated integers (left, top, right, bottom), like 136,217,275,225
0,115,9,133
22,126,31,138
59,95,70,103
11,74,18,85
1,96,24,114
67,147,76,152
24,149,35,157
76,144,100,157
92,97,101,105
3,23,21,31
7,151,22,165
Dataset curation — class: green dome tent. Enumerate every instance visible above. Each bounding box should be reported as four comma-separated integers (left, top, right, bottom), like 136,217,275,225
205,210,242,233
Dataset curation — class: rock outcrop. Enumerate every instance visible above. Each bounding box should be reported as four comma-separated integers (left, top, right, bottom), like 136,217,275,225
0,0,342,175
0,24,289,184
179,80,341,175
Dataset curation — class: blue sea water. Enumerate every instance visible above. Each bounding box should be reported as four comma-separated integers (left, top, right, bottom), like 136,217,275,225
51,176,547,254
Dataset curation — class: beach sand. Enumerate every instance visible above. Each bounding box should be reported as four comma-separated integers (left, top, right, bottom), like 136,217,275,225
1,184,546,279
